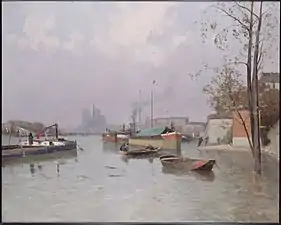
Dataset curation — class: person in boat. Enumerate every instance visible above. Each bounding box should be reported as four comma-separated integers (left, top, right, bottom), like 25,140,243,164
145,144,155,150
28,132,34,145
170,122,175,132
120,142,129,152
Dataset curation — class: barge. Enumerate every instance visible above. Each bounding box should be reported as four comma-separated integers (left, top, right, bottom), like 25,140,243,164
2,123,77,160
128,127,182,151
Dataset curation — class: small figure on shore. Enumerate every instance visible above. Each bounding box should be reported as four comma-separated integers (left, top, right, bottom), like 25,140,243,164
204,136,209,146
197,136,204,147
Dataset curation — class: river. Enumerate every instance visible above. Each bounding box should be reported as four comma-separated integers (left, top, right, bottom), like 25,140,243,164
2,135,279,222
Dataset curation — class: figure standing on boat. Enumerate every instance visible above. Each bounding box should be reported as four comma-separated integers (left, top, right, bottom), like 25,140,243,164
170,122,175,131
120,142,129,152
28,132,34,145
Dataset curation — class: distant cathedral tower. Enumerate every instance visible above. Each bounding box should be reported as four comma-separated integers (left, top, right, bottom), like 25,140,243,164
92,103,95,118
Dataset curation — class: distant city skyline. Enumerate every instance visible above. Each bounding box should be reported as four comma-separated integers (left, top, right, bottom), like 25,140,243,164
76,103,107,132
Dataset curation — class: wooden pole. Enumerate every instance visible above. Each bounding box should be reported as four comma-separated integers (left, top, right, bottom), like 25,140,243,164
150,90,154,128
138,90,142,125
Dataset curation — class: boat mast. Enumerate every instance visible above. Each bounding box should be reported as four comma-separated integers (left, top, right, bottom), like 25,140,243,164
151,80,156,128
150,91,154,128
138,89,142,126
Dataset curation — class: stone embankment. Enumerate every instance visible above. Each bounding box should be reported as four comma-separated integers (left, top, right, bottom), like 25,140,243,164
197,144,279,161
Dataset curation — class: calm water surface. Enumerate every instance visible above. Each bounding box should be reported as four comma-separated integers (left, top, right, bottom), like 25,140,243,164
2,135,279,222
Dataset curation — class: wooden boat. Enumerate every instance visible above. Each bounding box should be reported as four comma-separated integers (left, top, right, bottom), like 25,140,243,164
120,147,161,156
159,155,216,171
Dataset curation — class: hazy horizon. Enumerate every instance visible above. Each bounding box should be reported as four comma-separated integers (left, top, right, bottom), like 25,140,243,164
2,2,279,130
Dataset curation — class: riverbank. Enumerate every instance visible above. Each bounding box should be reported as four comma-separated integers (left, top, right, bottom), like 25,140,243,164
197,144,279,161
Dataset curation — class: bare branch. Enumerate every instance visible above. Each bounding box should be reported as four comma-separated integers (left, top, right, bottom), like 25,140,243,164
224,61,248,67
234,1,260,20
227,85,254,152
214,6,250,32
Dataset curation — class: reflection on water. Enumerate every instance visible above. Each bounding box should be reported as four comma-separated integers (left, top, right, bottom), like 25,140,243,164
120,155,155,165
29,164,36,175
162,166,215,182
2,135,279,222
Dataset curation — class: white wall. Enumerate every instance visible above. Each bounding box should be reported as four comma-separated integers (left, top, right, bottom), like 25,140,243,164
204,119,233,145
265,82,280,90
233,137,251,147
267,121,279,158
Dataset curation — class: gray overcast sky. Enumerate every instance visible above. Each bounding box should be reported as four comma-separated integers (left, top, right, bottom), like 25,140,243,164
2,2,279,129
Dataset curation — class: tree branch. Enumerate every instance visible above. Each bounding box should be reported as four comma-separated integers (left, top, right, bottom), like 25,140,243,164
227,85,254,153
214,6,250,32
224,61,248,68
214,24,240,41
234,1,260,20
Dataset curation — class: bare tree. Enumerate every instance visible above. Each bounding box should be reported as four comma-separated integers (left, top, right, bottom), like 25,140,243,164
203,66,254,152
198,1,279,175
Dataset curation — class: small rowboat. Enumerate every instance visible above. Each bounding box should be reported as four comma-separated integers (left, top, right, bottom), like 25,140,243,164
120,147,161,156
159,155,216,171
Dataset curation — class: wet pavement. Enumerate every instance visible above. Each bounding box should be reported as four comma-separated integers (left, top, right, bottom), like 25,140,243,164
2,135,279,222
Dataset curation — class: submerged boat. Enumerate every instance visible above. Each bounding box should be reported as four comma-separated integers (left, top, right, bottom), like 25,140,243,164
2,123,77,159
159,155,216,171
128,127,182,151
120,147,161,156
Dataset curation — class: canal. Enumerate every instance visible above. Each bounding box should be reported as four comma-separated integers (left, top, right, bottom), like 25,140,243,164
2,135,279,222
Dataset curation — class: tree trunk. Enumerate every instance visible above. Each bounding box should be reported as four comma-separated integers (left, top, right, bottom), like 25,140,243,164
252,1,263,175
247,1,255,155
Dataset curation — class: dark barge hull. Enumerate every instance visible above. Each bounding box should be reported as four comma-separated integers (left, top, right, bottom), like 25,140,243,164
2,141,77,159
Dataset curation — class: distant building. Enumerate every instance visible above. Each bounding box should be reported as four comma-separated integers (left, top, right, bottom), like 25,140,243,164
92,103,96,118
82,109,91,125
184,122,206,137
259,72,280,90
145,116,189,132
267,119,279,159
203,113,233,145
77,104,107,133
232,110,252,147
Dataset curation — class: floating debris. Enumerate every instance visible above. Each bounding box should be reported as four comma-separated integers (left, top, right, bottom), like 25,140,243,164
105,166,117,169
37,162,42,170
108,174,122,177
77,175,92,180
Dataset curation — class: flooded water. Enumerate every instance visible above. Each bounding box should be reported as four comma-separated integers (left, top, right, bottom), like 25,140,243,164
2,135,279,222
